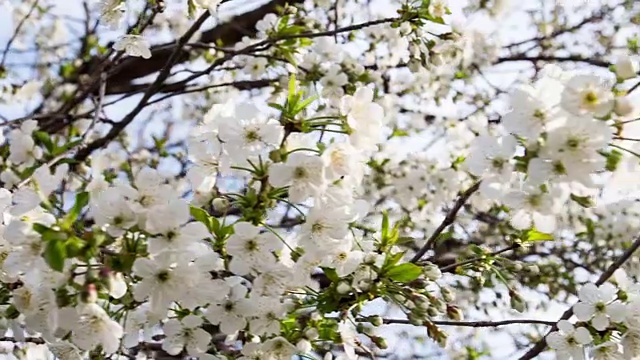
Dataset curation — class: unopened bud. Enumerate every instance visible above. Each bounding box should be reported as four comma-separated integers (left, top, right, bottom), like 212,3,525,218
296,339,312,353
436,330,448,347
527,264,540,275
409,278,429,289
212,198,229,213
371,336,388,349
616,55,639,80
509,290,526,313
305,327,319,340
441,287,455,302
80,283,98,303
336,281,351,294
412,293,430,309
423,263,442,281
408,312,423,326
615,97,635,117
446,305,464,320
368,315,383,327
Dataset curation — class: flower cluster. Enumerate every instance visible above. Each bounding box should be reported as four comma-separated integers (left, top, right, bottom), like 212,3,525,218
548,269,640,360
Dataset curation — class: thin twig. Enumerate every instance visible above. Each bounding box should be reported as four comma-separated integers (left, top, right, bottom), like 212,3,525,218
0,0,41,69
411,181,481,263
383,318,556,327
439,243,521,272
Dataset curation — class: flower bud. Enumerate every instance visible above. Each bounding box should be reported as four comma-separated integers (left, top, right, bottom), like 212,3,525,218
296,339,312,353
305,327,319,340
441,287,455,302
616,55,639,80
615,97,635,117
212,198,229,213
527,264,540,275
80,283,98,304
408,312,423,326
446,305,464,321
371,336,388,349
509,290,526,313
336,281,351,294
368,315,383,327
436,330,448,347
424,263,442,281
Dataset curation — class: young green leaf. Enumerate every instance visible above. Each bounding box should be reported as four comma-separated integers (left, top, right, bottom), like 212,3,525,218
385,263,423,283
525,229,554,242
44,239,67,272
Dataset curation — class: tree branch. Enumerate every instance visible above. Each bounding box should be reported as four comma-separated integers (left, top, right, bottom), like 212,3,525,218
495,55,610,68
410,181,481,263
383,318,556,327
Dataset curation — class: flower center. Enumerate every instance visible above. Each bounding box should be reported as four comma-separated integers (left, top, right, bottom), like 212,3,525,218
533,109,545,120
244,129,261,142
583,91,598,105
156,270,170,282
311,222,325,234
293,167,307,179
224,301,235,312
527,194,541,207
491,157,506,170
245,238,258,251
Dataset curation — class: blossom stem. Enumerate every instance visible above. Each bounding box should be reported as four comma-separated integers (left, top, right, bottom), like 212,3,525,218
439,244,521,272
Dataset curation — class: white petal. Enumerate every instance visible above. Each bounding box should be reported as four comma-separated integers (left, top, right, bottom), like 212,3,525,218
557,320,575,334
573,327,592,345
573,302,595,321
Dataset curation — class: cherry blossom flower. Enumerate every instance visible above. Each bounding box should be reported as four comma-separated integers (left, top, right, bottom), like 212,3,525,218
113,35,152,59
547,320,592,360
162,315,212,357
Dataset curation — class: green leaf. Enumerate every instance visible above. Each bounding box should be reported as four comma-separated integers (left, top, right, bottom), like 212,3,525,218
32,223,51,234
187,0,196,18
321,267,340,283
525,229,554,242
293,95,318,115
602,149,623,172
287,74,297,105
190,205,210,224
570,193,594,208
451,155,466,170
190,205,217,235
44,239,66,272
390,128,409,138
381,211,390,239
383,251,405,270
385,263,422,283
53,139,82,156
33,131,54,153
62,192,89,228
